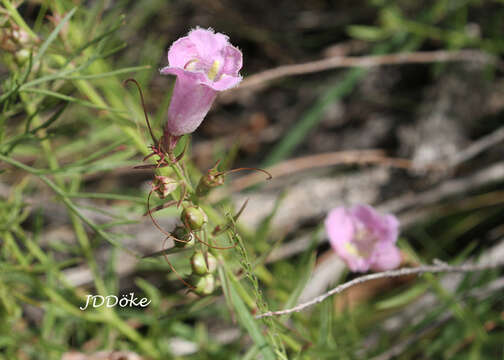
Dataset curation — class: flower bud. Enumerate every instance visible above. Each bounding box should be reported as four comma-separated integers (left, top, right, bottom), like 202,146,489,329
14,49,30,65
192,274,215,296
12,28,31,45
191,251,218,275
181,205,208,231
153,176,178,199
172,225,195,248
196,169,225,197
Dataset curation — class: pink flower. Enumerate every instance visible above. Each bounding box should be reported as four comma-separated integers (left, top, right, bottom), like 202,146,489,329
160,28,243,136
325,205,401,272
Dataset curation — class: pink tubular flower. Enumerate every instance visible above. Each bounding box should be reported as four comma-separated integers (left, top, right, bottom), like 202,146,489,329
325,205,402,272
160,27,243,136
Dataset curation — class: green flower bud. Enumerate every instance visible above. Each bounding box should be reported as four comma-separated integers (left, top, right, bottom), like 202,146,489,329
181,206,208,231
193,274,215,296
196,170,225,197
191,251,218,275
172,225,195,248
205,252,218,273
15,49,30,65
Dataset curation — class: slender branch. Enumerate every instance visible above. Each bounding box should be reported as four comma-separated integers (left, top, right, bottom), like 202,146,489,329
229,150,412,192
448,126,504,168
238,49,495,91
255,260,504,319
381,161,504,215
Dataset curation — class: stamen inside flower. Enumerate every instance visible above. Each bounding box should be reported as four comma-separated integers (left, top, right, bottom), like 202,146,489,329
344,242,359,256
350,227,377,259
184,59,198,71
207,60,220,81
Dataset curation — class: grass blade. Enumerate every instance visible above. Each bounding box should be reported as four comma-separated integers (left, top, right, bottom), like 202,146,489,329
33,7,77,65
21,88,126,113
227,273,277,360
262,68,366,167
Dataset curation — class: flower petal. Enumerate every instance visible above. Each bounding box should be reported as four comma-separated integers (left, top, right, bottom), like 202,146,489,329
351,204,399,244
208,74,242,91
382,214,400,243
167,37,199,69
160,66,204,82
188,27,229,63
161,67,217,136
219,45,243,76
325,207,371,272
370,242,402,271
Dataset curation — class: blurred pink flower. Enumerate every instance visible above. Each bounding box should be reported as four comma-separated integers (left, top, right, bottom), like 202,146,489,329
160,28,242,136
325,205,401,272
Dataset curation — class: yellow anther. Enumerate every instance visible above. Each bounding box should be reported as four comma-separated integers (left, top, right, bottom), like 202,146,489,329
344,242,360,257
207,60,220,81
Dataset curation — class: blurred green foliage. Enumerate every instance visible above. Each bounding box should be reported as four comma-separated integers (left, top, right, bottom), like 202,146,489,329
1,0,503,359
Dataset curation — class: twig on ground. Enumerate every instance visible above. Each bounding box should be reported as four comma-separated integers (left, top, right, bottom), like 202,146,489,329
61,351,143,360
448,126,504,168
255,260,504,319
229,150,412,193
380,161,504,214
236,50,495,91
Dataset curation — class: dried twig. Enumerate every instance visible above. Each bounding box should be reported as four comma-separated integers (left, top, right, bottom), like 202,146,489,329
62,351,143,360
237,49,494,91
381,161,504,214
227,125,504,196
255,260,504,319
229,150,412,192
448,126,504,167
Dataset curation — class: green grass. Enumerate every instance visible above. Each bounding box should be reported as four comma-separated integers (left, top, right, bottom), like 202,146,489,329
1,0,504,359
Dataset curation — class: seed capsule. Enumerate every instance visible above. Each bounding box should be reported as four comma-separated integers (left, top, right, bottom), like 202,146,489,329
191,251,218,275
181,206,208,231
196,170,225,197
172,225,195,248
192,274,215,296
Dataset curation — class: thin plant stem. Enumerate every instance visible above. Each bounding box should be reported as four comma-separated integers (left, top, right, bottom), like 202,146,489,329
255,260,504,319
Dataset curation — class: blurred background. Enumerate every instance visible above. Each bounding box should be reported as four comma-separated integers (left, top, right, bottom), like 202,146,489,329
1,0,504,359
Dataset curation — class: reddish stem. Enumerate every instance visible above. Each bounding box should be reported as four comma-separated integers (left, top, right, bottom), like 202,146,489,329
161,237,195,289
124,78,157,144
216,167,272,180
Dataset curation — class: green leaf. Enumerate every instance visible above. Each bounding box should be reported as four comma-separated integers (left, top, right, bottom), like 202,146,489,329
375,283,429,310
27,103,68,133
33,7,77,66
347,25,389,41
281,251,316,321
135,278,161,310
262,68,366,167
227,274,276,360
65,192,145,204
62,65,151,80
20,88,126,113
